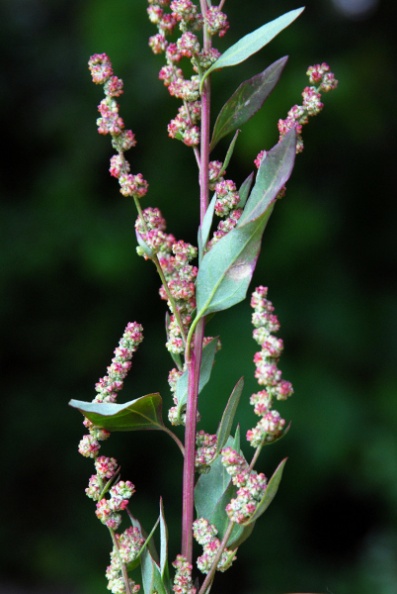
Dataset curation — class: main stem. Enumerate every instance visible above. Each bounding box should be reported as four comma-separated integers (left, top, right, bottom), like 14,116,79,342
181,1,211,563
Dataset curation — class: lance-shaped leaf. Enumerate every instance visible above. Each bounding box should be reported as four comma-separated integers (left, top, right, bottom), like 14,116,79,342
210,57,288,150
126,514,159,572
239,128,297,225
195,131,296,319
237,172,254,209
195,205,274,319
198,193,217,260
174,337,218,417
159,498,170,587
221,129,240,173
216,377,244,455
141,546,169,594
69,394,166,432
201,8,304,84
242,458,288,526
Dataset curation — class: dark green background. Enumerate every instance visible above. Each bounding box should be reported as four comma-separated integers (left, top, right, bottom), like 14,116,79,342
2,0,397,592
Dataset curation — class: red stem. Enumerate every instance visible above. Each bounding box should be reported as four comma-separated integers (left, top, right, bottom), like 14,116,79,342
181,0,211,564
181,320,205,561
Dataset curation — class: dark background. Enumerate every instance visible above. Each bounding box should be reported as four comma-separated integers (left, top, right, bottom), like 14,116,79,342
2,0,397,593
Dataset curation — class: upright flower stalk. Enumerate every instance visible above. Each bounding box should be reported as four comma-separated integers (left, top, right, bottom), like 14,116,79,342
70,2,338,593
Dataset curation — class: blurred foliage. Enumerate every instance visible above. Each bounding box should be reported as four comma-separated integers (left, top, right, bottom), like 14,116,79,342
1,0,397,593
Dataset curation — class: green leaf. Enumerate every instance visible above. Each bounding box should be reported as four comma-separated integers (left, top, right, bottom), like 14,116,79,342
239,128,297,225
141,546,169,594
69,394,166,432
196,130,298,318
216,377,244,455
195,444,234,534
174,337,218,418
134,515,168,593
242,458,288,526
237,172,254,209
202,8,304,83
159,498,170,586
198,193,217,260
210,57,288,150
238,128,296,225
221,129,240,172
125,514,158,572
195,206,274,318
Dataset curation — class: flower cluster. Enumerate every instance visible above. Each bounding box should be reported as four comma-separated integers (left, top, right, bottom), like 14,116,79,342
95,480,136,530
76,323,144,591
172,555,197,594
195,430,217,473
277,62,338,153
78,322,144,459
192,518,237,574
205,160,243,251
106,526,145,593
147,1,228,145
221,447,267,524
88,53,149,199
246,287,293,447
95,322,144,404
135,209,197,355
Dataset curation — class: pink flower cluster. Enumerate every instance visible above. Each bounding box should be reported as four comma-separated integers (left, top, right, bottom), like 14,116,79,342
147,1,228,146
277,62,338,154
195,430,217,473
94,321,144,404
172,555,197,594
246,287,293,447
106,526,144,593
221,447,267,524
78,321,144,465
135,207,197,356
88,53,149,199
192,517,237,574
76,323,144,592
95,480,136,530
205,160,243,251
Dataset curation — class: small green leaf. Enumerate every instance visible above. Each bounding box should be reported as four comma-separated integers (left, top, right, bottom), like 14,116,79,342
210,57,288,150
232,425,241,451
242,458,288,526
198,193,217,260
221,129,240,172
227,520,255,549
141,546,169,594
216,378,244,455
202,8,304,84
125,514,158,572
159,498,170,586
69,394,165,432
195,206,274,318
239,128,297,225
237,172,254,209
174,337,218,417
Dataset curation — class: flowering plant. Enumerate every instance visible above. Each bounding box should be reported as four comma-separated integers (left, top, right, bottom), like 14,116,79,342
70,2,337,593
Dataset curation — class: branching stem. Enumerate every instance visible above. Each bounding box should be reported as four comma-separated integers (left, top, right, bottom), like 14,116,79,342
133,196,187,345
